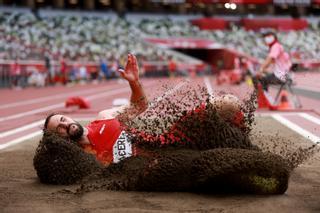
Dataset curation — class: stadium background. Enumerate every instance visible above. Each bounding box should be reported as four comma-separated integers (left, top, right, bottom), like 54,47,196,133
0,1,320,212
0,0,320,88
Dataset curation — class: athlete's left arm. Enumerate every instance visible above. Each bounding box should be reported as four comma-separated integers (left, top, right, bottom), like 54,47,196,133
119,53,148,113
97,105,128,120
97,54,148,120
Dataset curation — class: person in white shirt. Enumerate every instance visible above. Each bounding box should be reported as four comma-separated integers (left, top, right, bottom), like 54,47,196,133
257,32,292,91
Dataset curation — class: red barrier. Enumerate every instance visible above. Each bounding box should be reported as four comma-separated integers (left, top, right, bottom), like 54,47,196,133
190,16,308,31
190,18,229,30
241,18,308,31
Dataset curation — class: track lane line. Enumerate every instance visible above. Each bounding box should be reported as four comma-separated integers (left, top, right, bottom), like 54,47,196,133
204,76,213,97
299,113,320,125
0,90,124,122
0,103,64,122
272,114,320,144
0,131,42,150
0,120,44,138
149,79,190,108
0,84,122,110
0,81,154,123
0,117,95,150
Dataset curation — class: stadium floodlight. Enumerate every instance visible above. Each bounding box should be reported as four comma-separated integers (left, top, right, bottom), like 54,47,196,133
230,3,237,10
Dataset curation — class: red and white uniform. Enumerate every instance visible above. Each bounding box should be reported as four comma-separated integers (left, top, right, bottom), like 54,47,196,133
82,106,244,165
84,119,135,165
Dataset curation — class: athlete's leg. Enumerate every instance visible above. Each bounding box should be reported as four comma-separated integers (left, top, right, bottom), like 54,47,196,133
146,97,253,149
191,148,290,194
129,94,249,149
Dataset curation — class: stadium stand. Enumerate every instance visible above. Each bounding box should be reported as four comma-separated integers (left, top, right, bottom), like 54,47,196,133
0,8,320,87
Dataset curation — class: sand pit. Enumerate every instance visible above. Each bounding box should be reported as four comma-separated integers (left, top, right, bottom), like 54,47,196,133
33,93,284,192
1,117,319,213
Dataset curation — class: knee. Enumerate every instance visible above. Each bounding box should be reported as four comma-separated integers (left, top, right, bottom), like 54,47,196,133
210,94,242,121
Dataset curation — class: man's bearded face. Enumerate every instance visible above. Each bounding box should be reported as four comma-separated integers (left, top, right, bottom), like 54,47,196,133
46,114,84,142
67,122,84,141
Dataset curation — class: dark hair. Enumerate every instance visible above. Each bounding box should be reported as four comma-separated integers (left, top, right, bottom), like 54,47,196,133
262,31,277,40
43,112,59,131
34,130,102,184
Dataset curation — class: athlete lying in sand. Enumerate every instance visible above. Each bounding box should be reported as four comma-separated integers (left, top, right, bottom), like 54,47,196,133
34,54,292,194
42,54,247,165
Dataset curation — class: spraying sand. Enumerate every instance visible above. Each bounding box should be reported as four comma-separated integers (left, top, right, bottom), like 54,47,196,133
33,83,319,195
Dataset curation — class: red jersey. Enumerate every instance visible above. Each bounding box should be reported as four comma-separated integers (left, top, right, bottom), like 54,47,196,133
84,119,135,165
83,106,244,165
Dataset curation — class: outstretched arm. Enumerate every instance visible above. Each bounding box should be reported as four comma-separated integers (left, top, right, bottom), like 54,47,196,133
98,54,148,120
118,53,148,113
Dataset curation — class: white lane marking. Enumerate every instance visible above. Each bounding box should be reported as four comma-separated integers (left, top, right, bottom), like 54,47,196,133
0,120,44,138
0,81,154,123
272,114,320,144
256,112,301,117
0,130,42,150
0,103,64,123
0,85,118,110
0,87,129,122
299,113,320,125
0,117,94,150
0,116,96,139
149,79,190,109
204,77,213,97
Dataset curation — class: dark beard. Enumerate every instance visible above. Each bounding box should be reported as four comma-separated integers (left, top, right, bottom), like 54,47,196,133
67,122,84,142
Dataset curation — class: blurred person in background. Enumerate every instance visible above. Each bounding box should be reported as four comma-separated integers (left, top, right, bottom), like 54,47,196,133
137,55,146,76
256,32,292,91
88,65,99,84
10,59,22,89
44,53,54,85
110,57,120,78
59,57,68,85
168,56,177,78
69,64,79,84
27,66,46,87
79,63,88,84
100,58,110,80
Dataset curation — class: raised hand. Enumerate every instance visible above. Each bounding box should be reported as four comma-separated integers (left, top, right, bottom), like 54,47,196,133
118,53,140,83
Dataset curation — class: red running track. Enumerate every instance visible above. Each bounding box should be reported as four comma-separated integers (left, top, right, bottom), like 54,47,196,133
1,75,319,149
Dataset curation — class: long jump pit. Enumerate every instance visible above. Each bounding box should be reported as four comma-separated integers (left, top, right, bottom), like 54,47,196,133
0,116,319,213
